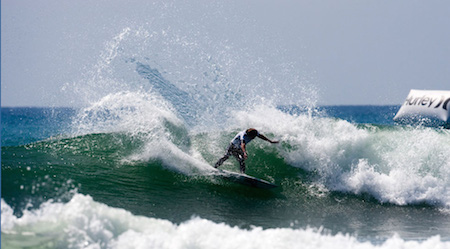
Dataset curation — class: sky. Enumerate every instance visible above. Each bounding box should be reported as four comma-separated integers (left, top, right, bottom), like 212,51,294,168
2,0,450,107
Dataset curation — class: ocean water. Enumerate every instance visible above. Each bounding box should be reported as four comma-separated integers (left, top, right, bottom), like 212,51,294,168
3,104,450,249
2,26,450,249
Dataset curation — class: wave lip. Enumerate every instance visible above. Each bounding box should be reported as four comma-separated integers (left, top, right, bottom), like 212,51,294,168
2,194,449,249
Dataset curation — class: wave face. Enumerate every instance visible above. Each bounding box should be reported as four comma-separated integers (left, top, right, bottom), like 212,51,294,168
2,20,450,247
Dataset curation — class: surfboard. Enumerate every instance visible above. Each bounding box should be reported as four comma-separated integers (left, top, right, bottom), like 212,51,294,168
214,169,277,189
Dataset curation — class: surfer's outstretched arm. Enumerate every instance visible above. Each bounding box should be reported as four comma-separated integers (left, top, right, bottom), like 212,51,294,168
257,134,279,144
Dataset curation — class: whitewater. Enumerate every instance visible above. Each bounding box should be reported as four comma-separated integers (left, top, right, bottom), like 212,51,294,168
1,194,448,249
2,17,450,249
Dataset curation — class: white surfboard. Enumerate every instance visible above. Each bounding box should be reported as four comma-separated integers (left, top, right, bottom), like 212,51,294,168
213,169,277,189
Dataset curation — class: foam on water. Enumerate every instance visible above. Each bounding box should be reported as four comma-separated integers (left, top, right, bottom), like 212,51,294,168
1,194,448,249
233,105,450,207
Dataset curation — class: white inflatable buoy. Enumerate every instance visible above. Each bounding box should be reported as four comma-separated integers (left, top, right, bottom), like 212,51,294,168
393,89,450,128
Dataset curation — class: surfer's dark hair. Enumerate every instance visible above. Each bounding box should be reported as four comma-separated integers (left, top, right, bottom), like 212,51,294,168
246,128,258,138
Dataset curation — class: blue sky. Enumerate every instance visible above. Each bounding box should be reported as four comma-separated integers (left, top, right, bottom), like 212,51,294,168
2,0,450,107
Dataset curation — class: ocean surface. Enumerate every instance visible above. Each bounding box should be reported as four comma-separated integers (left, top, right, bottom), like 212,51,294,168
2,104,450,249
2,26,450,249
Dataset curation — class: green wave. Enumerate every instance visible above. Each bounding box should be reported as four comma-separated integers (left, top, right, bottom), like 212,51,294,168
2,126,447,231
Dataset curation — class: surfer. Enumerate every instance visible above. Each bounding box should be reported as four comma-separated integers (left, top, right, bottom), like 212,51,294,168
214,128,279,173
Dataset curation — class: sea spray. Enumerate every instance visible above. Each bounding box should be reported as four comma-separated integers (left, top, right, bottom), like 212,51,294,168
63,22,317,128
71,91,179,135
